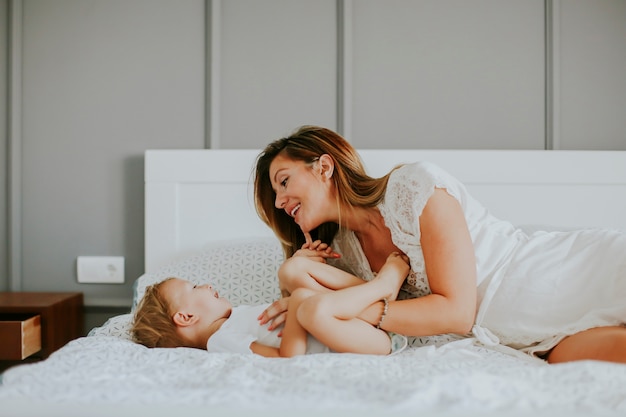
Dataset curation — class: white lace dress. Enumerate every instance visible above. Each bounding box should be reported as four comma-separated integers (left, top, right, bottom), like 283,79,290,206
330,162,626,357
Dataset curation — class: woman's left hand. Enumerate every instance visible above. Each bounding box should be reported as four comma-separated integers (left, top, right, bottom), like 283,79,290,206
257,296,290,332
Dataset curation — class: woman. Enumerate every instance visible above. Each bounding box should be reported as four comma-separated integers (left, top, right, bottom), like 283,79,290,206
254,125,626,363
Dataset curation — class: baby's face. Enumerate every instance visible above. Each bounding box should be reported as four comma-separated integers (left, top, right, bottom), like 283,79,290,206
163,278,232,324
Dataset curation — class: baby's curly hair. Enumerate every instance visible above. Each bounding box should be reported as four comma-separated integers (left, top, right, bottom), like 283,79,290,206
131,278,189,348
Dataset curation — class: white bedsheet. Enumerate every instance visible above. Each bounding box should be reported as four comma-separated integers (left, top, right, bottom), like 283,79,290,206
3,237,626,417
1,328,625,416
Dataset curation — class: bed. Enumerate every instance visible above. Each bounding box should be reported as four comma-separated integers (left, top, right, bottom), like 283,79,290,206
1,149,626,417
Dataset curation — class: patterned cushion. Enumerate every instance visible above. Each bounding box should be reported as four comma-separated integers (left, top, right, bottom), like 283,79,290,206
88,313,133,338
133,237,284,311
90,238,284,340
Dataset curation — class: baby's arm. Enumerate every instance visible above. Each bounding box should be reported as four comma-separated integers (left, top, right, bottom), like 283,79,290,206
277,288,318,357
251,290,314,358
249,342,280,357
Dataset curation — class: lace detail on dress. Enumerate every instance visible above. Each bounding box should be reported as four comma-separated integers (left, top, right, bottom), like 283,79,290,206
331,163,471,348
375,163,471,347
329,231,376,282
378,162,463,299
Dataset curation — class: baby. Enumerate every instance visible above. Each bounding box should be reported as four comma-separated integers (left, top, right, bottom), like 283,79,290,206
132,248,409,357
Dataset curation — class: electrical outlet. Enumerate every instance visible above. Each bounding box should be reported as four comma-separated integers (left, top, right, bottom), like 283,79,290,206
77,256,125,284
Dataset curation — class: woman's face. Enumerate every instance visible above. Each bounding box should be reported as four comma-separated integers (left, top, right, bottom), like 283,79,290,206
268,153,336,234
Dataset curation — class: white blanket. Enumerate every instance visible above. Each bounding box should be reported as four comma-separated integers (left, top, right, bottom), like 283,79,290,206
2,238,625,417
1,330,625,416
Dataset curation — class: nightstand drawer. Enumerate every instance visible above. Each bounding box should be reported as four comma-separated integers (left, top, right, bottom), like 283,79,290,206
0,314,42,360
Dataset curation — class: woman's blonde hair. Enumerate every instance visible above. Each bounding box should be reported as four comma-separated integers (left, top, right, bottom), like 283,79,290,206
254,125,398,258
131,278,188,348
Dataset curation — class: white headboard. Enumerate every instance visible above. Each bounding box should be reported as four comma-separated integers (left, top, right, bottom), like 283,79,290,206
144,149,626,273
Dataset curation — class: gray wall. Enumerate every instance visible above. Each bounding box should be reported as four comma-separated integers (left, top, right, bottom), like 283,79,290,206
559,0,626,149
1,0,625,331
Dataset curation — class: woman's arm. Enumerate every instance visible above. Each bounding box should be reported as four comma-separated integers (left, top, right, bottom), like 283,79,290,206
375,188,477,336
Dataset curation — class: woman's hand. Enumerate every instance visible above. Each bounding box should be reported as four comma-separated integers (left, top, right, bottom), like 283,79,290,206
258,296,290,333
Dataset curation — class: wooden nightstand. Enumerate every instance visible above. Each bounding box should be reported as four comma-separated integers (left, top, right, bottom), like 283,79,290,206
0,292,84,372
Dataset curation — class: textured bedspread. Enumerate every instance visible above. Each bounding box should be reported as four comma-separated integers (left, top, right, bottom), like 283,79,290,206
2,238,626,417
1,330,625,417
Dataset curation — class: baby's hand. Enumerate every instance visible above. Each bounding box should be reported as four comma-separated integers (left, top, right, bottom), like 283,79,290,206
293,246,341,263
295,233,340,262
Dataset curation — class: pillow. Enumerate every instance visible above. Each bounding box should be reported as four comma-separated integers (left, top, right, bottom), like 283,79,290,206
88,313,133,339
89,238,283,340
132,237,284,312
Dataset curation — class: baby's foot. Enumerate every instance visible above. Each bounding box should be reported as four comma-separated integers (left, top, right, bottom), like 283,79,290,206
376,252,410,301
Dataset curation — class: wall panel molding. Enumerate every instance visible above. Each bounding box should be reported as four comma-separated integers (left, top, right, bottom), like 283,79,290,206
337,0,352,142
206,0,221,149
545,0,560,150
8,0,22,291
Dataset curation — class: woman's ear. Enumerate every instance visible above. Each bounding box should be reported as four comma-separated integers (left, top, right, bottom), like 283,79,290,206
317,154,334,180
172,311,199,328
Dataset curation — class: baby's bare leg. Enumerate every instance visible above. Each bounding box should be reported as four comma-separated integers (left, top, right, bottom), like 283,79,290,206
278,256,365,294
300,252,409,321
376,252,410,302
296,252,410,354
261,256,367,330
